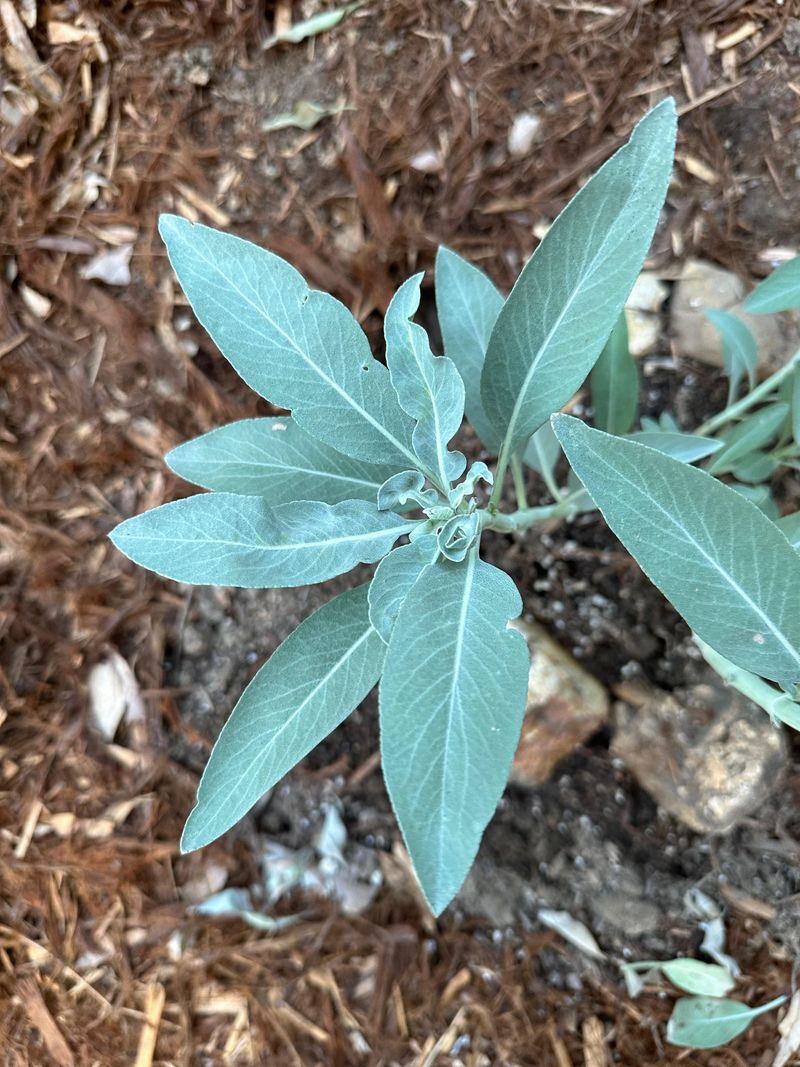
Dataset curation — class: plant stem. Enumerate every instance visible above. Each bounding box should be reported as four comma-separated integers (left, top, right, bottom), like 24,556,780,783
510,454,529,510
694,636,800,729
483,488,587,534
695,350,800,437
488,436,514,510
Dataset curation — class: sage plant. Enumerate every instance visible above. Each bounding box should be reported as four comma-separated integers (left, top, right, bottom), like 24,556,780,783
111,98,800,914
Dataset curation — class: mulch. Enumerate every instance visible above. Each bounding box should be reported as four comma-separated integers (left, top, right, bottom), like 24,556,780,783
1,1,798,1063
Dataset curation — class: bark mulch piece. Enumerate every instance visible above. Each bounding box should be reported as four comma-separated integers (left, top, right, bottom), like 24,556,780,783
2,1,798,1063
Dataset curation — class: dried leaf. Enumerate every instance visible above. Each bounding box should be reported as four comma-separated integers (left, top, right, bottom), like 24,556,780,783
263,1,364,49
263,98,352,132
538,909,605,961
79,244,133,286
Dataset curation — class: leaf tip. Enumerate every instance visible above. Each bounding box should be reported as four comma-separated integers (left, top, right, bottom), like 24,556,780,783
158,212,190,246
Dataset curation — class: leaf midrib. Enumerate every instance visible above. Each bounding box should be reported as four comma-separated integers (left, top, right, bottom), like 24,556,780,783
189,623,375,843
118,520,414,552
186,233,423,472
584,436,800,671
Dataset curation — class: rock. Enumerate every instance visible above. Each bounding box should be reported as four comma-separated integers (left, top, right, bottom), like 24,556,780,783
621,272,668,356
670,258,793,372
624,307,661,357
508,621,609,787
590,892,662,937
611,678,787,834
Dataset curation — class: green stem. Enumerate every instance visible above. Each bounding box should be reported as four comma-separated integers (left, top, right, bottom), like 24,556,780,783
488,435,514,510
694,636,800,730
510,454,529,510
695,350,800,437
483,488,586,534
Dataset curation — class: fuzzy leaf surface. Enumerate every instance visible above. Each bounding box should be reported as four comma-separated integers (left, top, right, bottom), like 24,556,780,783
379,550,529,914
435,246,504,449
553,415,800,688
159,216,419,470
523,421,562,480
480,99,676,454
182,584,384,851
167,417,399,503
667,996,785,1050
110,495,414,588
591,312,638,435
706,309,757,401
743,255,800,313
708,403,789,474
661,959,735,997
626,432,722,463
385,274,466,486
368,535,439,643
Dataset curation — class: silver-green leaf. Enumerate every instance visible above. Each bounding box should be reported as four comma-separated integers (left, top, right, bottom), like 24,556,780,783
110,494,415,588
379,549,530,914
368,535,439,643
661,959,735,998
708,403,789,475
159,216,420,472
480,99,676,457
625,431,722,464
523,421,562,480
705,309,757,403
552,415,800,689
167,417,399,503
743,255,800,314
385,274,466,487
435,246,504,450
666,995,786,1050
182,584,384,851
591,312,638,435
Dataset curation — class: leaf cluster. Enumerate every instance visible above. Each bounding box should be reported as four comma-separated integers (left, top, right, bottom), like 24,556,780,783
111,97,800,916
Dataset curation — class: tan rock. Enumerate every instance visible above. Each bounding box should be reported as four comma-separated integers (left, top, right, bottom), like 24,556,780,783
509,620,609,787
621,272,669,356
670,258,794,373
611,678,787,834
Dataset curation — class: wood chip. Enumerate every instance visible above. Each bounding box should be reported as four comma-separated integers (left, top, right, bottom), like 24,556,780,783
439,967,471,1007
0,0,62,105
47,20,100,46
716,21,759,51
548,1021,574,1067
582,1016,608,1067
678,153,719,185
14,797,42,858
19,978,75,1067
173,182,231,227
133,982,165,1067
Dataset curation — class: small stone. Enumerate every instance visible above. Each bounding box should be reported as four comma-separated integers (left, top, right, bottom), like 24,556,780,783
409,148,442,173
508,621,609,787
670,258,793,372
591,892,662,936
611,678,787,834
508,112,542,157
624,307,661,357
627,272,669,314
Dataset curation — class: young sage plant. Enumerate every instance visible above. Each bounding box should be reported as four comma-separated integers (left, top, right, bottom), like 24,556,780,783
110,96,800,915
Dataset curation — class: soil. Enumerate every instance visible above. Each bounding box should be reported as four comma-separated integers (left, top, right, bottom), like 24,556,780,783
5,2,800,1063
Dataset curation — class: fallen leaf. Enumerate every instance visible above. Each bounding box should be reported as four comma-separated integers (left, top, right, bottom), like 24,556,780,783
538,909,605,961
262,99,352,132
263,1,364,49
79,244,133,286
